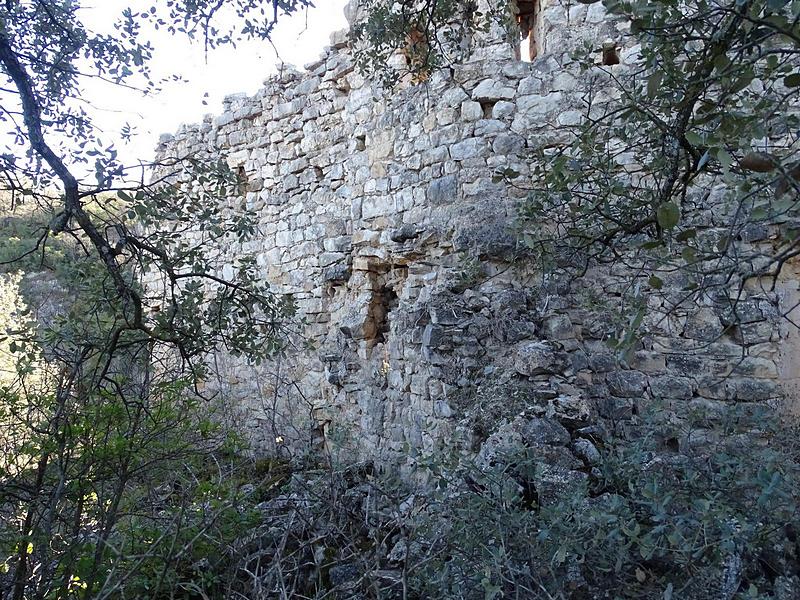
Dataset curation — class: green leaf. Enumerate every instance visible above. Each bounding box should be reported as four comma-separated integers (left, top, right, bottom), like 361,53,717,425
648,275,663,289
685,131,703,146
784,73,800,87
657,202,680,230
713,54,731,72
716,149,733,170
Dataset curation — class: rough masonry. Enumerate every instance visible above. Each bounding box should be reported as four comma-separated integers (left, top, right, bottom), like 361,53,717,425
157,0,799,478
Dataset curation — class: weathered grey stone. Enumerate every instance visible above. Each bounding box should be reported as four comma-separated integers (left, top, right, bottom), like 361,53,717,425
534,465,588,507
433,400,453,418
543,314,574,340
598,396,636,420
461,100,483,121
606,370,647,398
450,138,487,160
343,0,361,25
429,303,469,326
492,133,525,155
589,353,616,372
731,378,780,401
521,417,570,446
492,100,516,119
472,79,516,102
517,75,543,95
684,308,724,342
427,175,458,204
390,224,420,243
649,375,693,399
323,264,351,283
422,324,445,348
571,438,601,465
514,341,560,376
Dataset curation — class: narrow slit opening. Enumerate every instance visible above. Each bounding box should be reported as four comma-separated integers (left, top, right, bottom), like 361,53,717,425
513,0,541,62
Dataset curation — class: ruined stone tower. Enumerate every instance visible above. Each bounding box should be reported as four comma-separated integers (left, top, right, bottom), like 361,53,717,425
157,0,798,473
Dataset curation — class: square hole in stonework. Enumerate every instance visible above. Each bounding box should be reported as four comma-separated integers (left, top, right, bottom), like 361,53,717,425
601,41,620,66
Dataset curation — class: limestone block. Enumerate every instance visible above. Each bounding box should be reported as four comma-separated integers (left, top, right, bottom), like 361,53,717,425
572,438,601,465
553,72,578,92
474,119,506,136
422,324,445,349
518,76,544,95
683,307,723,341
437,108,458,126
273,98,305,120
568,3,588,22
427,175,458,204
490,135,522,160
521,417,570,446
517,92,564,116
450,138,487,161
534,464,589,507
472,79,516,102
433,400,453,418
492,101,516,119
461,101,483,122
543,314,574,340
731,378,780,401
214,112,235,128
226,149,249,168
649,375,694,400
606,370,647,398
439,87,469,107
367,131,394,162
557,110,583,126
586,2,607,23
629,350,666,373
361,195,395,219
513,341,562,376
329,28,348,49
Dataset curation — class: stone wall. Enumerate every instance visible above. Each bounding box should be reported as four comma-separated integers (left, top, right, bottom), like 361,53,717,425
157,0,797,473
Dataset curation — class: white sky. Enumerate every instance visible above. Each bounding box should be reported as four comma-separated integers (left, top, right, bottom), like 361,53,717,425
79,0,349,167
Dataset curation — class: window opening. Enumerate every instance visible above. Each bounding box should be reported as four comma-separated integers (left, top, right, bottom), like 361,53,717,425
513,0,540,62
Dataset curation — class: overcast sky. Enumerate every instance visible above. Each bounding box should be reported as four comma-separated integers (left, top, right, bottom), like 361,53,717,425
79,0,349,167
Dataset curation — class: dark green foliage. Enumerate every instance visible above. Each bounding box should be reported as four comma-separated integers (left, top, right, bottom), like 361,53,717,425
0,1,308,597
124,405,796,599
512,0,800,349
351,0,488,86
